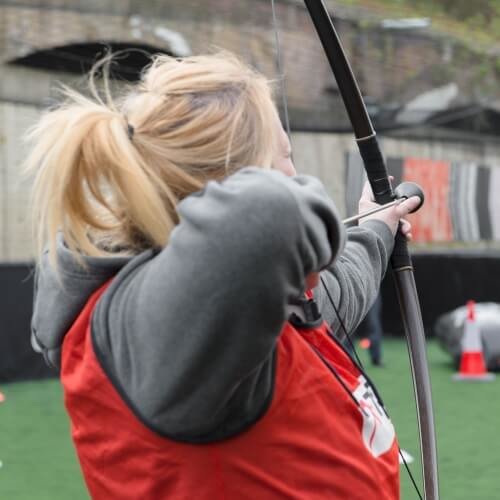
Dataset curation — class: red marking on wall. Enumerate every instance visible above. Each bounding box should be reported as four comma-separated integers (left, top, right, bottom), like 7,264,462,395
403,158,453,242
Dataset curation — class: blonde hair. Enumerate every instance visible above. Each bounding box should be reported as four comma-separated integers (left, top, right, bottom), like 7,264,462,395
26,52,279,266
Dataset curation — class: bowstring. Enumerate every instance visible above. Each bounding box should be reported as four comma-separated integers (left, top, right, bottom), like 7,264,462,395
270,0,292,144
270,4,423,497
319,276,365,369
270,0,365,377
320,280,423,500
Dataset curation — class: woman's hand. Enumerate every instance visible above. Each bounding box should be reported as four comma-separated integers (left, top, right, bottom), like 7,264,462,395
358,180,421,240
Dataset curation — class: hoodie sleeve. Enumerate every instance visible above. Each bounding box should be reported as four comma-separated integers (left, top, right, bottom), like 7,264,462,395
92,167,345,442
317,219,395,337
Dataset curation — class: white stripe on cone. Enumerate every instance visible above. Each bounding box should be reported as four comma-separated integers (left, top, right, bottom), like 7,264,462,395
453,300,495,382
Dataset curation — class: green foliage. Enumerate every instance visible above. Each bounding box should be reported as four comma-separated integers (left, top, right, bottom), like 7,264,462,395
341,0,500,48
413,0,497,23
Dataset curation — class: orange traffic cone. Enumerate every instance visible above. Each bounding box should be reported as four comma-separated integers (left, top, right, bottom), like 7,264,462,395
359,338,371,349
453,301,495,382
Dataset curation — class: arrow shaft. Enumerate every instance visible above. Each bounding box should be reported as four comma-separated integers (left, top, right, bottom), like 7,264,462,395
342,199,401,225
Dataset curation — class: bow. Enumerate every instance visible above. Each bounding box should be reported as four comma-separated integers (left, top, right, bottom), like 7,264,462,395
278,1,439,498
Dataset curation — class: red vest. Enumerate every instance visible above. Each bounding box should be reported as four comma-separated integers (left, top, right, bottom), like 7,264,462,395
61,284,399,499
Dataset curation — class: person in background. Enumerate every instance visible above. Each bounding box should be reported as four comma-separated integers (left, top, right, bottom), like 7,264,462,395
356,293,384,366
364,292,385,366
27,51,419,499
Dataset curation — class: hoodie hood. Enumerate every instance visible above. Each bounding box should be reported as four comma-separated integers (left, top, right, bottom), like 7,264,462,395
31,235,132,370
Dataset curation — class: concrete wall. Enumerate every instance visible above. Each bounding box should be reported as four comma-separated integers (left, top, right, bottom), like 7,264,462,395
291,131,500,217
3,1,499,129
0,101,40,261
2,0,500,261
291,132,354,216
381,135,500,168
2,119,500,261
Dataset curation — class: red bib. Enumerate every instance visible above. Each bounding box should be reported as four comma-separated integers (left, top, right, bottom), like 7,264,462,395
62,284,399,499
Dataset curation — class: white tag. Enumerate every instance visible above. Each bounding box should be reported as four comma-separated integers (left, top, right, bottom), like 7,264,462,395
352,375,396,457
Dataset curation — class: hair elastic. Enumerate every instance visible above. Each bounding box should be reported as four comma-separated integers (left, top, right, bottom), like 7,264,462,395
127,123,135,140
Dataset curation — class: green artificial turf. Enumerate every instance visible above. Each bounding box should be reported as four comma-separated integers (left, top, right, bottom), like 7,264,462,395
0,378,88,500
360,338,499,500
0,340,498,499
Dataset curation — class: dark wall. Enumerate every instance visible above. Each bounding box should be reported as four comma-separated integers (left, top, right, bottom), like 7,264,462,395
0,264,55,383
2,251,500,381
381,250,500,336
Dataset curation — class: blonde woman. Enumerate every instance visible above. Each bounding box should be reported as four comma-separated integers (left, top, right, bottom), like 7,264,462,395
28,52,419,499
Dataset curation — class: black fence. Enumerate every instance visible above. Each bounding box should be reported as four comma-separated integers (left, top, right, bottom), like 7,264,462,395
2,251,500,382
0,264,55,383
381,250,500,335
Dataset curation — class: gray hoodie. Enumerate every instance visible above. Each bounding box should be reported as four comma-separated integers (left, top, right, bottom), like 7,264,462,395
31,167,393,442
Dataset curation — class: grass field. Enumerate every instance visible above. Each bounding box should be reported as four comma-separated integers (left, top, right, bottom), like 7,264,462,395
0,339,498,499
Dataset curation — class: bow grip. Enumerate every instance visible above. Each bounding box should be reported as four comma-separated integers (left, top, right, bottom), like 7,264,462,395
356,134,413,270
356,134,394,205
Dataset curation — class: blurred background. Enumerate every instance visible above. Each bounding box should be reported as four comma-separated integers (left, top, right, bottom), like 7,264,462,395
1,0,500,498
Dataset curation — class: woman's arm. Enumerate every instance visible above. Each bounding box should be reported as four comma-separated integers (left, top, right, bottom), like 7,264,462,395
91,167,344,441
317,181,420,337
317,220,394,335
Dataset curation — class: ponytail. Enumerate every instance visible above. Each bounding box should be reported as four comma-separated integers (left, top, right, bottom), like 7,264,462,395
26,52,278,267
